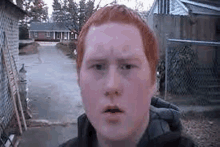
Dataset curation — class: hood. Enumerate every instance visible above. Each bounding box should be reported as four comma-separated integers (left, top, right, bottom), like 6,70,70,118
77,97,182,147
137,97,182,146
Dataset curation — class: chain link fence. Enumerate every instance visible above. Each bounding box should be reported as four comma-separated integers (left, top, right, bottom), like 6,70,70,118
157,39,220,100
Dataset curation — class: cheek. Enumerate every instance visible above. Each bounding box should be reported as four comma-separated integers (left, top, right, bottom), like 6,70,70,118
80,70,101,112
137,80,151,106
80,72,92,107
130,73,152,111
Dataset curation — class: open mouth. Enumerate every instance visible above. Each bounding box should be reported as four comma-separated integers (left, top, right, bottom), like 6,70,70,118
103,106,124,114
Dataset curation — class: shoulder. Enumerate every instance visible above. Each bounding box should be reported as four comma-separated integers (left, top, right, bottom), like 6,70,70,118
59,137,78,147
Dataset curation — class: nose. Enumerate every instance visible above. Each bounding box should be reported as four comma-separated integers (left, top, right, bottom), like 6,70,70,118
104,65,122,97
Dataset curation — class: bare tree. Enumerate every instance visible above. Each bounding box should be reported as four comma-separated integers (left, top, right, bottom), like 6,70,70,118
134,0,143,11
52,0,107,34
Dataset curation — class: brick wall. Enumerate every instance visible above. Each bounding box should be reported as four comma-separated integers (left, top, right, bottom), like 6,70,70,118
0,6,20,134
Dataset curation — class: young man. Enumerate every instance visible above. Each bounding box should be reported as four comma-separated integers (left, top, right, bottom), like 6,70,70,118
60,5,195,147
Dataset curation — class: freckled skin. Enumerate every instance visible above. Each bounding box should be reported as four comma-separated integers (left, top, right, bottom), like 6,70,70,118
79,23,156,146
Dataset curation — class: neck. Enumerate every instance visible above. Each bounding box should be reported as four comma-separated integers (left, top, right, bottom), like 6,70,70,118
97,112,149,147
97,135,136,147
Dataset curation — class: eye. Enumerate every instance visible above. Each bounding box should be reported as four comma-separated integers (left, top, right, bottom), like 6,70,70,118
92,64,105,70
120,64,135,70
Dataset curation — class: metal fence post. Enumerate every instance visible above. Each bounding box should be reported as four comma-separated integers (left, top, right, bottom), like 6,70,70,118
165,37,169,100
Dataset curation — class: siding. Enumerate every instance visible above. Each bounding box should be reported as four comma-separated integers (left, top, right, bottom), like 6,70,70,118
153,1,159,13
0,6,20,134
170,0,188,15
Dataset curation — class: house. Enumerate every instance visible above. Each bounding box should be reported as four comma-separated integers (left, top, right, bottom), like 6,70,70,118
29,22,78,42
147,0,220,30
146,0,220,97
149,0,220,16
146,0,220,55
0,0,26,137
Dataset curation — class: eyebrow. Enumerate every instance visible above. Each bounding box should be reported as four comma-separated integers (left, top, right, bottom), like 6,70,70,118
117,57,142,63
86,58,107,64
86,56,142,64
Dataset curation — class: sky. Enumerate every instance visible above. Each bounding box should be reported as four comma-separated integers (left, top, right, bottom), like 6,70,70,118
44,0,155,16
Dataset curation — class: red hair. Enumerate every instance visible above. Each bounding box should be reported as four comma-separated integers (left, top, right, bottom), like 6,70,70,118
77,5,158,84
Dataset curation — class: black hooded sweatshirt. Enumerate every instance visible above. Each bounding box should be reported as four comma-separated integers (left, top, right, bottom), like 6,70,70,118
59,97,195,147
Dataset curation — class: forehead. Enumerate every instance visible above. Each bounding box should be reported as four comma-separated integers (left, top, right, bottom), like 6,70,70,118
84,23,145,58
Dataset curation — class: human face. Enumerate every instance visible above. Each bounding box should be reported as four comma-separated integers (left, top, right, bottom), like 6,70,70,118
79,23,156,141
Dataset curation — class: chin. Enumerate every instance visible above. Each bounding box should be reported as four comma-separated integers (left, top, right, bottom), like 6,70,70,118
97,123,133,141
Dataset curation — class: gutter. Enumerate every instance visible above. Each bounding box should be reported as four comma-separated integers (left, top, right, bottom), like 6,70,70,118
180,0,220,11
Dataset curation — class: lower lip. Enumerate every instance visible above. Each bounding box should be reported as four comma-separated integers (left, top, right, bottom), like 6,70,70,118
103,112,124,124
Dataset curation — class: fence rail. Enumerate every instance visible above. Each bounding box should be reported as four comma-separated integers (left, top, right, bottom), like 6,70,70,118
167,39,220,46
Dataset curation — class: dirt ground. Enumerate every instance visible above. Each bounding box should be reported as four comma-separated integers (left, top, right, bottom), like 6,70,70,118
19,42,39,55
161,93,220,147
56,42,76,59
181,117,220,147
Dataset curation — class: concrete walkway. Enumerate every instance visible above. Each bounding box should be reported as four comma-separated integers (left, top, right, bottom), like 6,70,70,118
17,125,77,147
18,42,84,146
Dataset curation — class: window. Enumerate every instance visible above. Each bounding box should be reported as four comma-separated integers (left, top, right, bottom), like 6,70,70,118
71,32,74,39
64,32,67,39
47,32,50,37
34,32,38,38
158,0,170,14
57,33,60,39
166,0,170,14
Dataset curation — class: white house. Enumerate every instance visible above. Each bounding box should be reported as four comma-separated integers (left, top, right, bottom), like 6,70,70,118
147,0,220,30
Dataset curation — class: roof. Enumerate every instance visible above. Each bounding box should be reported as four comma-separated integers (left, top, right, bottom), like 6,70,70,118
180,0,220,15
30,22,78,32
149,0,220,16
0,0,27,18
188,0,220,7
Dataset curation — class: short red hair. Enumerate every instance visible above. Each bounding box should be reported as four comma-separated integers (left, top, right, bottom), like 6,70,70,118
77,5,158,84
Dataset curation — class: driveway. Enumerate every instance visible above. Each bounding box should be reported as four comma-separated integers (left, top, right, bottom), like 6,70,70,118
17,42,84,146
19,42,84,123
